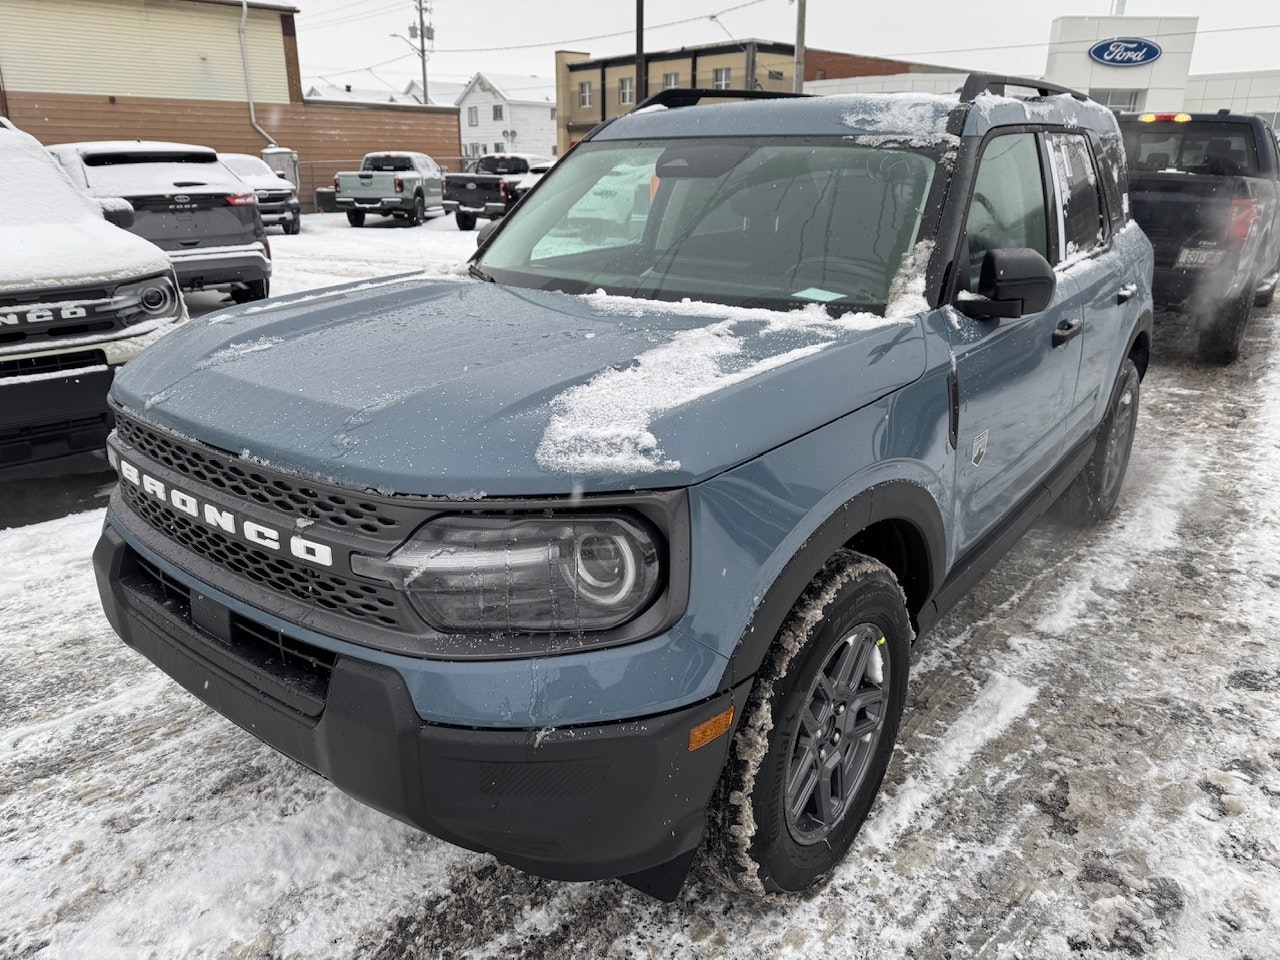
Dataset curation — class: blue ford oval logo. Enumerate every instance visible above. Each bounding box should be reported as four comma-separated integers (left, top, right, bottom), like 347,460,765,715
1088,37,1162,67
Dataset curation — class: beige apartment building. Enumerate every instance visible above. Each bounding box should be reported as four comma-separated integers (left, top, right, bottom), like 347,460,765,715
554,40,953,154
0,0,461,208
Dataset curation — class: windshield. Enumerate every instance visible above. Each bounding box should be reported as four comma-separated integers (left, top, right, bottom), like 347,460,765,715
478,139,937,314
222,154,274,177
1123,121,1260,176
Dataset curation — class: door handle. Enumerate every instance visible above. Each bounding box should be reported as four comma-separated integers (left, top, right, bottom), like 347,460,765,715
1052,317,1083,348
1116,283,1138,304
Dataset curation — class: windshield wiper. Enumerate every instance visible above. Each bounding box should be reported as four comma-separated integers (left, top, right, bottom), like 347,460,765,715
468,262,495,283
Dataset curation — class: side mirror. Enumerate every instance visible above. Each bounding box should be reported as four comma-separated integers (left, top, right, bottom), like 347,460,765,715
276,171,288,179
955,248,1055,319
440,165,450,174
476,219,500,246
100,197,135,229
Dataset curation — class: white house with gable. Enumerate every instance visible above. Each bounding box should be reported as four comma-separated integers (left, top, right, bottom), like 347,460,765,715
456,73,558,158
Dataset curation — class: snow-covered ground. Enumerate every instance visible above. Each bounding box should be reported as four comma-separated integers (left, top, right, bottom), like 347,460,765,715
2,214,1279,958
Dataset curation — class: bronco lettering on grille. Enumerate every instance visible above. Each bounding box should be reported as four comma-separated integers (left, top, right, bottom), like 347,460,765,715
114,456,335,568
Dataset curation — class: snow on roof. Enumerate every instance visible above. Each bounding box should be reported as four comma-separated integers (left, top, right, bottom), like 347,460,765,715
304,82,422,106
404,79,469,107
50,140,216,156
472,73,556,104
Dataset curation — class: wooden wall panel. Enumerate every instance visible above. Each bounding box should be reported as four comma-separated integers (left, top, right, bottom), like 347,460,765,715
8,92,464,211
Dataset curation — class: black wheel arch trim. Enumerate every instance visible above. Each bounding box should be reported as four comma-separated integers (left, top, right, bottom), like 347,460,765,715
725,481,946,688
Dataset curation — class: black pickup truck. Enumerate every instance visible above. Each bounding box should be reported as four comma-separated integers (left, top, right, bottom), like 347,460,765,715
1119,111,1280,362
442,153,552,231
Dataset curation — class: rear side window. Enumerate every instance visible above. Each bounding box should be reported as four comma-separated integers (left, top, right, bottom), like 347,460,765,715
1123,121,1259,176
1046,132,1108,259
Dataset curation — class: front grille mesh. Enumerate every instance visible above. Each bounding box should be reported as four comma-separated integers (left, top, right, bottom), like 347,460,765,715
115,413,401,536
122,481,405,628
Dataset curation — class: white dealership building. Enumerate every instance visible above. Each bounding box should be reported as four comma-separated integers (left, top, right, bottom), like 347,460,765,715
810,15,1280,128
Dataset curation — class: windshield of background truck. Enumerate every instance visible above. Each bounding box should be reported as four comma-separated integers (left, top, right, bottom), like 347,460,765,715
1123,121,1260,176
477,139,937,314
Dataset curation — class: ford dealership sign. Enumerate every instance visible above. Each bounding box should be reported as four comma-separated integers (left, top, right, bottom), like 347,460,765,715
1089,37,1163,67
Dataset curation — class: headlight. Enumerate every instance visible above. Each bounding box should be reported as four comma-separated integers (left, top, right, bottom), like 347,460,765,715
351,513,663,633
113,274,182,326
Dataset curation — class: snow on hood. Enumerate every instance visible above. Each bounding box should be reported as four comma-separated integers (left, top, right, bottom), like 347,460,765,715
0,130,172,290
111,279,927,496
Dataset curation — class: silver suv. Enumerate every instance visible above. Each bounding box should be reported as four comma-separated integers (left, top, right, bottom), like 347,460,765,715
50,141,272,303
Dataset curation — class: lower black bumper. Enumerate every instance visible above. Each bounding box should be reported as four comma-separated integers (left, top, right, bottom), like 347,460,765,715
94,521,746,890
0,367,115,467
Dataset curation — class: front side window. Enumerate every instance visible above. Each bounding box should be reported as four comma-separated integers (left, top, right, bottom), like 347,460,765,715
479,139,938,315
467,106,478,127
713,67,731,90
963,133,1049,290
620,77,635,105
579,82,592,108
1046,132,1107,259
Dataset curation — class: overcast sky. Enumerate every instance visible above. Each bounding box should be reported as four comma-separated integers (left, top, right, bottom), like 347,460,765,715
290,0,1280,94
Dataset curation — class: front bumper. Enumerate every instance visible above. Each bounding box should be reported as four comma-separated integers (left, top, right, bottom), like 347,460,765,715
259,199,300,226
94,519,747,886
167,244,271,291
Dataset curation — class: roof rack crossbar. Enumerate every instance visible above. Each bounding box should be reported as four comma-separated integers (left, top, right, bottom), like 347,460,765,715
632,87,810,111
960,74,1089,103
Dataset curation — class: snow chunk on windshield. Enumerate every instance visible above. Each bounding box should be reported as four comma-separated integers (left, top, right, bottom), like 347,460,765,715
536,297,908,476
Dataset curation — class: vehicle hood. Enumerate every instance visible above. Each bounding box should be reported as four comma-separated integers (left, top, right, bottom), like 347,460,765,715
111,278,926,496
238,172,297,192
0,218,172,292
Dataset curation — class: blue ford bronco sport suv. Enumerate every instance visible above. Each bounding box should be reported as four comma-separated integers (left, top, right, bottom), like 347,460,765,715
94,75,1153,900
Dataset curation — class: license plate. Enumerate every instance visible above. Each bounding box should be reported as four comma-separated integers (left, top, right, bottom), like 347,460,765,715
1175,247,1224,268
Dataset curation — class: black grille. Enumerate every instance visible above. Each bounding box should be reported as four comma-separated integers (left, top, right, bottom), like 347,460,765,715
121,481,406,629
0,349,108,379
128,549,334,716
115,412,402,536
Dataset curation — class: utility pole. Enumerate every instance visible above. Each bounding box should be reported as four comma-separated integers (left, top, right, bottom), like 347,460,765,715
410,0,431,105
636,0,647,103
792,0,806,93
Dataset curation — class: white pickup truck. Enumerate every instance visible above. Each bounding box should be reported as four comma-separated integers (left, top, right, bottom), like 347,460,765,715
332,152,444,227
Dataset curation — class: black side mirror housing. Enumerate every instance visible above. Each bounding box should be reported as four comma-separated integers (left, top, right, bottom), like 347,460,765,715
100,197,135,229
476,219,500,246
955,247,1056,319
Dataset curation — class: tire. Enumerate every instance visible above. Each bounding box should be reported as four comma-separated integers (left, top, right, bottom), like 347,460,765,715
230,279,269,304
705,550,911,895
408,194,425,226
1060,357,1140,524
455,211,477,231
285,217,301,236
346,210,365,228
1198,286,1252,364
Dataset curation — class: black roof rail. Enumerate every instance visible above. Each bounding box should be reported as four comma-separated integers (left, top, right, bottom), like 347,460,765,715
632,87,810,111
960,73,1089,103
